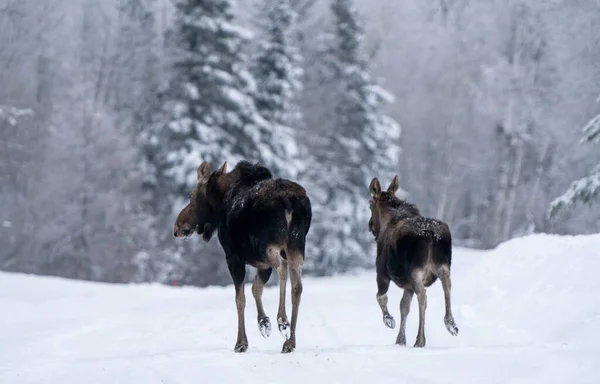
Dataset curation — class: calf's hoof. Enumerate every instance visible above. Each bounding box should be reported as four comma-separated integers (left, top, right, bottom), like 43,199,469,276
413,338,426,348
234,342,248,353
395,335,407,346
281,339,295,353
383,314,396,329
258,317,271,338
444,316,459,336
278,317,290,339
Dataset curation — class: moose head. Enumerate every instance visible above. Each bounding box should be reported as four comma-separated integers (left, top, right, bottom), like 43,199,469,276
173,160,229,242
368,175,400,237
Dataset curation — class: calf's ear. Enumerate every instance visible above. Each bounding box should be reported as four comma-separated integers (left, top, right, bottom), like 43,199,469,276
215,161,227,176
197,161,211,184
369,178,381,198
387,175,399,195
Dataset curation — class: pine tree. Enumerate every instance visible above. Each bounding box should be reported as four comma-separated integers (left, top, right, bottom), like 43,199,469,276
301,0,402,274
251,0,304,179
142,0,282,285
328,0,401,187
253,0,302,127
158,0,256,192
152,0,293,197
549,94,600,217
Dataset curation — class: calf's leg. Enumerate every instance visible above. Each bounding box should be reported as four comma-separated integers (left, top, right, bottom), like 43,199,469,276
396,289,414,346
438,265,459,336
412,271,427,348
376,274,395,329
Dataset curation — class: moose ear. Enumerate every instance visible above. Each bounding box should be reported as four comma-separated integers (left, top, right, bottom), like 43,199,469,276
387,175,399,195
215,161,227,176
197,161,211,184
369,178,381,198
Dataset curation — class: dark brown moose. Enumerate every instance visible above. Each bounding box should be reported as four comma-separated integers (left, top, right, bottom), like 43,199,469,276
174,160,312,353
368,175,459,347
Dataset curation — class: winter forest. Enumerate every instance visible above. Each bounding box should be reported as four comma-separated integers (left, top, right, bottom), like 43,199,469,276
1,0,599,287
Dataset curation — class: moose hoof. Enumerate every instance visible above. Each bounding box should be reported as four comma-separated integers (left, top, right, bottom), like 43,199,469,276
413,338,426,348
234,342,248,353
278,319,290,340
259,317,271,338
395,335,407,346
281,339,295,353
383,314,396,329
444,317,459,336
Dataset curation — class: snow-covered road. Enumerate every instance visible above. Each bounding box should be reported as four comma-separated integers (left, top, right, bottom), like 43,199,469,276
1,233,599,383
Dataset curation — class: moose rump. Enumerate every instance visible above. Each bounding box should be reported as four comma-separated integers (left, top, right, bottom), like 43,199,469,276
220,178,311,271
385,216,452,289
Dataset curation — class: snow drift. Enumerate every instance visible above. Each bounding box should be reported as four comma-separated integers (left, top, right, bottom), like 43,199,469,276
1,233,599,383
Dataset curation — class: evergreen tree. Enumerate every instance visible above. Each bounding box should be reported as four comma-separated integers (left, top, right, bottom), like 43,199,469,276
251,0,304,179
253,0,302,127
151,0,299,196
157,0,261,192
328,0,401,187
143,0,289,285
549,94,600,217
301,0,402,274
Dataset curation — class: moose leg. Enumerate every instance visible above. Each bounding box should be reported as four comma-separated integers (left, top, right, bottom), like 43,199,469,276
276,259,290,339
396,289,414,346
438,265,459,336
376,274,395,329
412,272,427,348
282,252,303,353
227,258,248,352
252,268,273,338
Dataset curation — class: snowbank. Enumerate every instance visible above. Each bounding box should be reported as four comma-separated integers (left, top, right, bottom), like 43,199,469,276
1,233,599,383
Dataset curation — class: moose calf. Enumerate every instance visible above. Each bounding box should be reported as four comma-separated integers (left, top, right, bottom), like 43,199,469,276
368,175,459,347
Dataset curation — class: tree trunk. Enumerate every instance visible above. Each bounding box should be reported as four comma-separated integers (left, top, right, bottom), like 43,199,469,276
502,136,525,241
492,95,515,245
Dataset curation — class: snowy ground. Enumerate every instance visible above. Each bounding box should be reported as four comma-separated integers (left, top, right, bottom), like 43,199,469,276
1,233,599,384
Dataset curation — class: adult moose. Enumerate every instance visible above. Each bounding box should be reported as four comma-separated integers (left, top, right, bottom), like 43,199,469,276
174,160,312,353
368,175,459,348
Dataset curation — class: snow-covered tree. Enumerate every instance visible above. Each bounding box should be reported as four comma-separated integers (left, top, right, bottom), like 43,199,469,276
549,95,600,217
151,0,296,198
328,0,401,188
253,0,302,127
251,0,304,179
301,0,402,274
142,0,291,286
